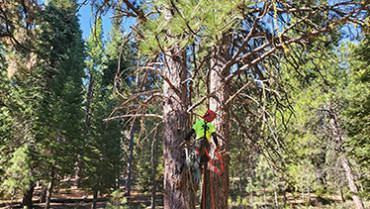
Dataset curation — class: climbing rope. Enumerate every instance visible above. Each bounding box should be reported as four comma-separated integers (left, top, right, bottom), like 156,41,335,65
200,147,224,209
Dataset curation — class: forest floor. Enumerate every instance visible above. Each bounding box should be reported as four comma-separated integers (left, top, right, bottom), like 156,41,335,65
0,186,163,209
0,186,369,209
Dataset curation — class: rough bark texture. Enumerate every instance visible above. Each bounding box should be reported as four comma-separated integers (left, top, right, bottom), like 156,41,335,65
209,38,231,209
328,108,364,209
163,47,195,209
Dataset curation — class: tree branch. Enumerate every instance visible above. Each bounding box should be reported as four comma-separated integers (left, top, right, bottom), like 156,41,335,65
104,114,163,122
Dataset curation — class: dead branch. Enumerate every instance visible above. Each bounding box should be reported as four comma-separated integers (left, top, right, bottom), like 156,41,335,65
104,114,163,122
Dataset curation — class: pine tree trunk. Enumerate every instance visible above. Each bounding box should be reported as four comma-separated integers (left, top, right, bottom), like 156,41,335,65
209,36,231,209
125,128,135,196
22,181,35,209
328,108,364,209
163,46,195,209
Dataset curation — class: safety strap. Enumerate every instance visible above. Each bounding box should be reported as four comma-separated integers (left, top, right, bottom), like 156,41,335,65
204,148,224,175
210,167,215,209
200,121,223,209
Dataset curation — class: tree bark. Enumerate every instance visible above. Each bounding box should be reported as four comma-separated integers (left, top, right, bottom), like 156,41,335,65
22,181,35,209
328,108,364,209
209,36,231,209
163,46,195,209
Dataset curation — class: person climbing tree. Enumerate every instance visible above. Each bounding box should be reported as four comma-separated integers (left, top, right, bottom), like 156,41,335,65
185,110,222,209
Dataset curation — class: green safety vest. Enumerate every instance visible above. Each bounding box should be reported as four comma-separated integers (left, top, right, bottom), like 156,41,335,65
192,119,215,141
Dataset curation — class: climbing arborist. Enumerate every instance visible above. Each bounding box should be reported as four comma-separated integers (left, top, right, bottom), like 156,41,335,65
185,110,221,209
185,110,220,164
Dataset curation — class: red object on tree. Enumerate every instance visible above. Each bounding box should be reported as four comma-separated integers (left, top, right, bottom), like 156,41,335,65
203,110,216,122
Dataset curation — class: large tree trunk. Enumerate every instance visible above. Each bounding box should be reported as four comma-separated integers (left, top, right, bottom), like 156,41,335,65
328,108,364,209
22,181,35,209
209,37,231,209
163,46,195,209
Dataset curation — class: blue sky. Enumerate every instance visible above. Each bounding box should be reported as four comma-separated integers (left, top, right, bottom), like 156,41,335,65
77,3,112,40
77,3,136,41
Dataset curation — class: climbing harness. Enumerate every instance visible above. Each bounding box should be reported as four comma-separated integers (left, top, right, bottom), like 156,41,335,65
184,111,223,209
204,148,224,175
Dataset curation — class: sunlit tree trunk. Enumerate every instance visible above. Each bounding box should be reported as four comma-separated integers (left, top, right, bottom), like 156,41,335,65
209,37,231,209
340,156,364,209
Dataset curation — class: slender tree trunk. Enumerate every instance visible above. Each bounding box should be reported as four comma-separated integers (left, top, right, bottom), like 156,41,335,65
328,108,364,209
44,171,55,209
163,45,195,209
91,191,98,209
151,135,159,209
85,71,94,127
283,188,287,208
340,184,345,202
125,128,135,196
74,154,82,188
209,36,231,209
22,181,35,209
341,156,364,209
274,183,279,208
40,186,47,203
